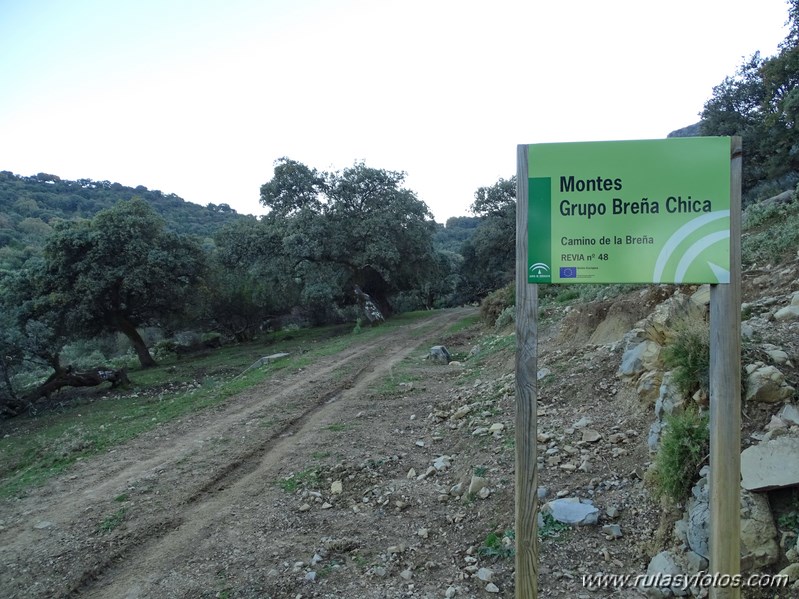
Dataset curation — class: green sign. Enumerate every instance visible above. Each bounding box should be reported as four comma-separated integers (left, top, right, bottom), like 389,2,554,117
528,137,731,284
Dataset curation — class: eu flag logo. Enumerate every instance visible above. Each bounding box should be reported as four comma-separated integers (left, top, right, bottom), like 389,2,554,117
560,267,577,278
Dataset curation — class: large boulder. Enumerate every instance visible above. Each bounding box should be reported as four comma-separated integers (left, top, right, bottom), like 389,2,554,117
427,345,451,365
618,340,662,379
684,475,779,571
744,363,795,403
741,434,799,491
640,551,691,597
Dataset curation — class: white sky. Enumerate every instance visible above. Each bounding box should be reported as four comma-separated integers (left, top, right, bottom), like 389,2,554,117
0,0,791,223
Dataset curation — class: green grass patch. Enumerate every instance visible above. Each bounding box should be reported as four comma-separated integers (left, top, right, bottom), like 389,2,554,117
97,507,127,533
741,193,799,266
277,468,319,493
326,422,353,432
478,529,515,559
538,513,570,538
447,312,480,334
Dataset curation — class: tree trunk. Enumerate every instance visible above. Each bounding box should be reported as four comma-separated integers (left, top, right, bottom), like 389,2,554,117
0,354,26,418
115,315,157,368
23,366,130,405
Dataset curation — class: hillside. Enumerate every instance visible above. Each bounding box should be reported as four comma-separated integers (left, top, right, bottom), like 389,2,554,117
0,171,252,270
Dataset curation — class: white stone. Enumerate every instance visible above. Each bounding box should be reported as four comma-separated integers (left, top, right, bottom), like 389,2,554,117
468,476,488,496
581,429,601,443
433,455,452,471
774,305,799,321
451,405,472,420
766,349,791,365
543,497,599,525
779,404,799,426
330,480,343,495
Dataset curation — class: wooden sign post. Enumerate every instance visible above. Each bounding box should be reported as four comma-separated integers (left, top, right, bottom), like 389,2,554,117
516,137,740,598
514,145,539,598
708,137,742,599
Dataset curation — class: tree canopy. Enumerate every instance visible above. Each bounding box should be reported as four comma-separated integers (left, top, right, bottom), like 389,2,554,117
701,0,799,199
458,176,516,300
258,158,439,317
24,198,207,367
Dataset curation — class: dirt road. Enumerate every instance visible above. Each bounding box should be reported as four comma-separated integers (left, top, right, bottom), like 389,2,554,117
1,308,483,598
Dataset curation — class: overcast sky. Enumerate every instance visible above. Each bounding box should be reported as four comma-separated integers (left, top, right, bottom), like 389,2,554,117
0,0,791,223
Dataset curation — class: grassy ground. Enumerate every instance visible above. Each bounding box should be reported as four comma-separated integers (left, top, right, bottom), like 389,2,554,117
0,310,444,499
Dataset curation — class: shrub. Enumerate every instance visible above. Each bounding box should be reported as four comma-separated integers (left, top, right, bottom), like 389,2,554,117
480,283,514,326
494,305,515,330
662,315,709,397
741,186,799,266
654,408,709,502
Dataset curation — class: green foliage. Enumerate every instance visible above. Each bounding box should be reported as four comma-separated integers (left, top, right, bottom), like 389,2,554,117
257,158,442,318
277,468,319,493
741,187,799,265
777,491,799,550
554,289,580,303
654,409,710,502
459,177,516,300
701,5,799,198
478,529,516,559
479,284,514,326
98,508,127,533
446,313,480,334
0,171,247,270
494,306,515,330
539,513,570,538
433,216,480,254
30,198,207,367
662,315,710,397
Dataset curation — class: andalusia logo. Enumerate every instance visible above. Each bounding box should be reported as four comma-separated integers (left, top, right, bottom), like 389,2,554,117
529,262,550,278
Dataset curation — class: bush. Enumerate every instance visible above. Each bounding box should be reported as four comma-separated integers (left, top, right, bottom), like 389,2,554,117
494,305,515,330
662,315,709,397
480,284,514,326
654,408,709,502
741,185,799,266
